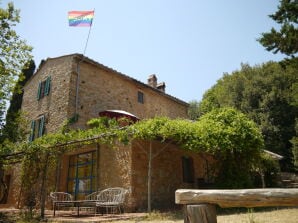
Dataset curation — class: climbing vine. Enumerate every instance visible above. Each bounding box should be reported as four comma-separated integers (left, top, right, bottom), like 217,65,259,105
1,108,266,216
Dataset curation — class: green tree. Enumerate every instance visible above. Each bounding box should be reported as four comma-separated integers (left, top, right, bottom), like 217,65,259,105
195,107,264,188
290,119,298,170
199,61,298,171
258,0,298,57
0,2,32,128
0,2,32,206
1,60,35,143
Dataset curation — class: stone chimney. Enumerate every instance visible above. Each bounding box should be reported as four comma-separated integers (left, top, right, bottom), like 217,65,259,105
157,82,166,92
147,74,166,93
147,74,157,88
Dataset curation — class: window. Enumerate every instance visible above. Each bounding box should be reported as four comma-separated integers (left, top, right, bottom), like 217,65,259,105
29,115,45,142
37,76,51,100
67,151,97,200
137,91,144,104
182,156,194,183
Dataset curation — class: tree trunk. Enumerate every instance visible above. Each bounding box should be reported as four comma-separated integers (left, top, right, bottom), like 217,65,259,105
0,164,7,203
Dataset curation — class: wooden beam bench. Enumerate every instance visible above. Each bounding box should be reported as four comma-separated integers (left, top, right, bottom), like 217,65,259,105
175,188,298,223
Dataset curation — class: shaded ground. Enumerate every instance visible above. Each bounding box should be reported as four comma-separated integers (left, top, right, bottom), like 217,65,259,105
0,208,147,223
0,207,298,223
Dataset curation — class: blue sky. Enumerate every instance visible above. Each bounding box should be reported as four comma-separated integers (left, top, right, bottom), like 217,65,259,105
4,0,284,102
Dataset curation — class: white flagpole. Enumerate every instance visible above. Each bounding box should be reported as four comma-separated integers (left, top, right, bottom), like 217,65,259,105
75,9,95,116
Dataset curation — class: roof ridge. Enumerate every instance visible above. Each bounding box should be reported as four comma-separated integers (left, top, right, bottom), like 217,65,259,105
33,53,189,106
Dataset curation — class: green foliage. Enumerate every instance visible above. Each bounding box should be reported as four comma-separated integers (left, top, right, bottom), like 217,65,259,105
1,112,264,215
128,117,203,151
0,60,35,144
0,2,32,127
199,60,298,171
87,116,120,129
258,0,298,57
290,118,298,170
291,136,298,170
196,107,264,154
261,153,280,187
188,100,200,120
127,110,263,188
195,107,264,188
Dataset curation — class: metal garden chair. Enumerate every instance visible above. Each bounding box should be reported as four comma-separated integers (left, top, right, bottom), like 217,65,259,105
49,192,74,215
79,190,101,213
95,187,128,215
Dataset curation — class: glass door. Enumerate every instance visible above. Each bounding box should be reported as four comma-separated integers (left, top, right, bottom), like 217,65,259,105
67,151,97,200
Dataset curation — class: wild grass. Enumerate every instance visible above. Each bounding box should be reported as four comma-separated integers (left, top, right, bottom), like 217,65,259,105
217,207,298,223
107,207,298,223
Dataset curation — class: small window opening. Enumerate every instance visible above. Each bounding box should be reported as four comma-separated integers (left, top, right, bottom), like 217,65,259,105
137,91,144,104
182,156,194,183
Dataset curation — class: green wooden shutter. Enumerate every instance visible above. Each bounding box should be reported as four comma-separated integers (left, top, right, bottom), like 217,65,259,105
29,120,36,142
45,76,51,96
37,82,42,100
38,116,45,137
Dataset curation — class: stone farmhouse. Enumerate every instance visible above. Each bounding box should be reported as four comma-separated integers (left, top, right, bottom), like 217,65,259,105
2,54,213,211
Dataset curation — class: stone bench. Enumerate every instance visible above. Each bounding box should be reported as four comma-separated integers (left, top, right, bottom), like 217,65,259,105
175,188,298,223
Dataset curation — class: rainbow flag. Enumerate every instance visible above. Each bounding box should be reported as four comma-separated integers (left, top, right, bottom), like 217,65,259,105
68,11,94,27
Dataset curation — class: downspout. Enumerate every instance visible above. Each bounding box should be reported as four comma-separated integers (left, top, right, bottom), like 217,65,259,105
75,56,85,117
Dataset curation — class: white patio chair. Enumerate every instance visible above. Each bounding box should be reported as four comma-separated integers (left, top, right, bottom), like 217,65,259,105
85,190,101,200
80,190,101,213
95,187,128,215
49,192,74,214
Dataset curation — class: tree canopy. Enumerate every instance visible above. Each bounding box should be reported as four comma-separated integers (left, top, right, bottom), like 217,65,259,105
195,107,264,188
258,0,298,57
198,60,298,171
0,60,35,144
0,2,32,128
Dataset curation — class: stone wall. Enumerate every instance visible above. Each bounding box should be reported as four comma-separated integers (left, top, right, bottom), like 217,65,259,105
57,144,133,206
54,141,214,212
130,140,213,211
70,56,189,129
22,54,188,133
22,55,74,134
7,54,192,210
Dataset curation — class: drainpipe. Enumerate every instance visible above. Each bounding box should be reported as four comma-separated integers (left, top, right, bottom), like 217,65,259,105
75,56,85,117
